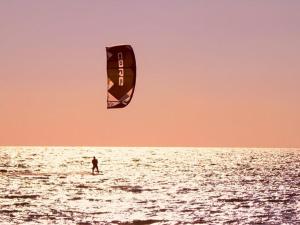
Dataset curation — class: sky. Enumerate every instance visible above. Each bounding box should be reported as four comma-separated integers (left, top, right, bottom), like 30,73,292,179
1,1,300,147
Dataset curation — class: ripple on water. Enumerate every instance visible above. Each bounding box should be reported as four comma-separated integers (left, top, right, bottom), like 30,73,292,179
14,202,30,207
110,219,164,225
3,195,40,199
111,185,144,193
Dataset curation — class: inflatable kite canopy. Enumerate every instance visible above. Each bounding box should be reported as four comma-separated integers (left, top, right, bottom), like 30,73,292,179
106,45,136,109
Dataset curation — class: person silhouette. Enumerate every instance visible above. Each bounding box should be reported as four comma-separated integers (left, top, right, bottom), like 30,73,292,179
92,156,99,174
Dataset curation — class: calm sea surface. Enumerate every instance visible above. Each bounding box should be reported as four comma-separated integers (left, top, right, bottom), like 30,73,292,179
0,147,299,224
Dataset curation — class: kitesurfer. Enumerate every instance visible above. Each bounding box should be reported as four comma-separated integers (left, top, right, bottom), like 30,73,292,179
92,156,99,174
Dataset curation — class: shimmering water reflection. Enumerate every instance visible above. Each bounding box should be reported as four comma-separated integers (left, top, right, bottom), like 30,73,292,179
0,147,299,224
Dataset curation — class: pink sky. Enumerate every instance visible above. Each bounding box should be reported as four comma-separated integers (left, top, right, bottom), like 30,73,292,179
1,1,300,147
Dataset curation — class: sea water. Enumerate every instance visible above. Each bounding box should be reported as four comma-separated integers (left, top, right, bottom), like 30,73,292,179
0,147,299,224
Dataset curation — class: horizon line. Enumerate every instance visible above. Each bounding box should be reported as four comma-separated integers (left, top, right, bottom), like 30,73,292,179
0,145,299,149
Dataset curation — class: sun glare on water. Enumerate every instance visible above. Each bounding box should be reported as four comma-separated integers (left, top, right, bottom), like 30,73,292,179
0,147,299,224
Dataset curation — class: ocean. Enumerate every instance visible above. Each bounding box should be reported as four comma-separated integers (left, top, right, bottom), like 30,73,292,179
0,147,299,224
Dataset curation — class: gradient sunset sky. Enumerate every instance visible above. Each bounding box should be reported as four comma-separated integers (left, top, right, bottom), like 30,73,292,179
1,1,299,147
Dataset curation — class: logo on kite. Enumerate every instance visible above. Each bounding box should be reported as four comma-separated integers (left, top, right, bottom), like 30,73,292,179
117,52,124,86
106,45,136,109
